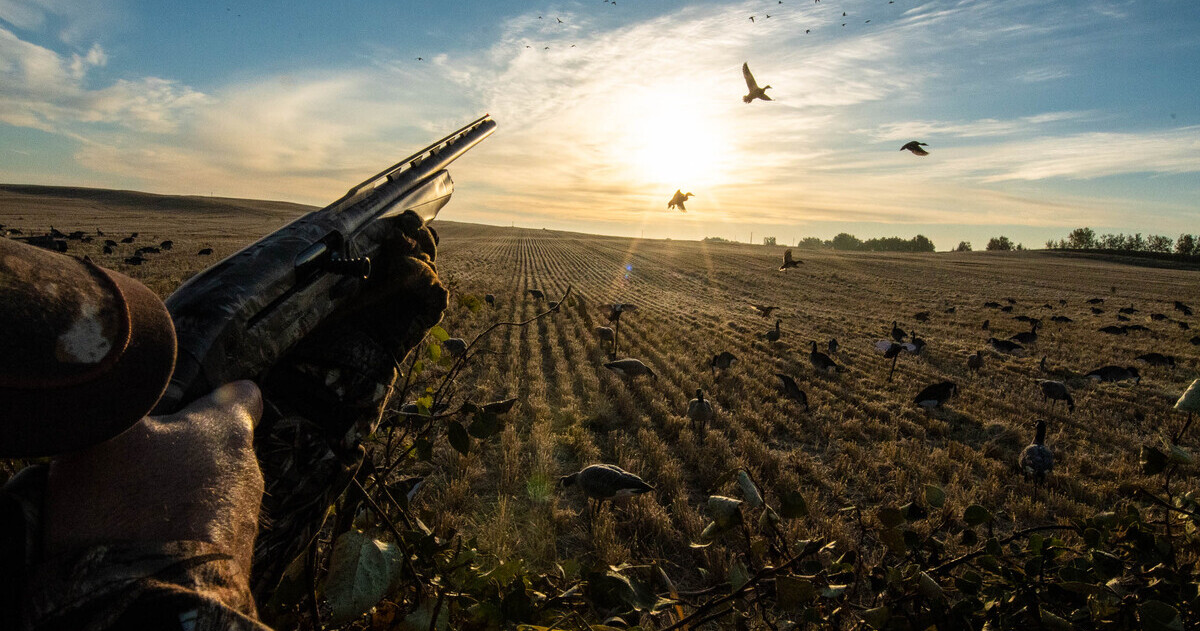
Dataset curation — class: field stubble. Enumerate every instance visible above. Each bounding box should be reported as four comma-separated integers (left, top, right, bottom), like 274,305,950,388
4,188,1197,595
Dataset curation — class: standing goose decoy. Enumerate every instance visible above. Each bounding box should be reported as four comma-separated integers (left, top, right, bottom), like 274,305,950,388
103,239,118,247
989,337,1024,354
595,325,616,345
967,351,983,372
775,373,809,411
1119,305,1138,315
890,321,907,342
809,341,840,374
779,249,803,270
900,141,929,156
687,389,715,433
1085,365,1140,384
750,304,779,318
1019,420,1054,484
1037,380,1075,412
914,381,957,408
711,351,737,378
560,464,654,520
1174,300,1193,316
668,189,694,211
1090,307,1105,315
827,338,839,355
443,338,468,358
604,358,657,379
981,319,990,331
1098,325,1128,335
766,319,782,342
485,293,496,307
742,62,772,103
1150,313,1169,321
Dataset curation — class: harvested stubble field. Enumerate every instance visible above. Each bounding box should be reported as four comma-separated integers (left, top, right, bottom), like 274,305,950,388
4,185,1198,595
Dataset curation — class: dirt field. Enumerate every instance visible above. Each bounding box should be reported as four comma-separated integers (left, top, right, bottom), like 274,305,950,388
4,185,1197,588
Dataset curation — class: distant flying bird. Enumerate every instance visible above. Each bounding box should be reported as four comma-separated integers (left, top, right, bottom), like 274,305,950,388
668,190,694,211
749,15,755,22
901,141,929,156
557,17,562,23
742,62,772,103
779,249,803,270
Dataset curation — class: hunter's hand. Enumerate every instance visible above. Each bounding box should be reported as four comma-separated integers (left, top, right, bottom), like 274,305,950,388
44,381,264,573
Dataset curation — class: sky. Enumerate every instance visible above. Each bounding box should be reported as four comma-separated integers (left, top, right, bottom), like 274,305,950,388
1,0,1198,250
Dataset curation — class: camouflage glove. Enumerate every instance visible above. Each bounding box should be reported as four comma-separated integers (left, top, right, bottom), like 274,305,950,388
250,211,447,605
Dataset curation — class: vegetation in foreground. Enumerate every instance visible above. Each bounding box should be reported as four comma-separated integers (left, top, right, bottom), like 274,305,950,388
2,189,1199,629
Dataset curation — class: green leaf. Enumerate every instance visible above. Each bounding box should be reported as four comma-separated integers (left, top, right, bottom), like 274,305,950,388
780,491,808,518
925,484,946,508
861,606,890,629
775,575,815,609
427,343,442,362
429,325,450,342
707,496,744,529
964,504,992,526
737,471,764,508
1169,444,1193,464
325,530,402,626
879,528,906,555
411,360,424,376
448,421,470,456
729,559,750,591
1137,600,1184,631
917,572,944,601
759,506,781,530
878,507,905,529
468,412,501,439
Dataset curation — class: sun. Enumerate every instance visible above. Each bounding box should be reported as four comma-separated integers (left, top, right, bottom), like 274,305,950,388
612,90,734,195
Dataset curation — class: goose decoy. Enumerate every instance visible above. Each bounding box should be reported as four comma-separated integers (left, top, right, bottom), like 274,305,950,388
775,373,809,411
668,189,694,211
103,239,118,247
1039,355,1048,372
1010,322,1039,345
908,332,926,355
1126,324,1151,333
197,247,213,255
1085,365,1140,384
779,249,803,270
1119,305,1138,315
967,351,983,372
1090,307,1105,315
160,240,173,250
443,338,467,358
809,341,839,373
102,245,113,254
124,255,146,265
1086,298,1104,304
1050,315,1073,323
606,302,638,321
485,294,496,306
913,311,930,322
687,389,715,432
900,141,929,156
1179,321,1191,331
1136,353,1175,368
989,337,1024,354
877,341,903,381
528,289,545,300
595,325,616,344
604,358,657,379
766,319,781,342
121,236,135,244
1037,380,1074,412
750,304,779,318
944,306,957,314
827,338,838,355
982,319,990,331
711,351,737,378
560,464,654,519
742,62,772,103
914,381,957,408
983,301,1001,308
1000,305,1014,313
1019,420,1054,484
1098,325,1128,335
1150,313,1168,321
1175,301,1193,316
890,321,907,342
1191,336,1200,346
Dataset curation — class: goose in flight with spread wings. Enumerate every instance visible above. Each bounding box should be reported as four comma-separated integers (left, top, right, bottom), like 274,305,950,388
779,249,803,270
668,190,694,211
742,63,772,103
901,141,929,156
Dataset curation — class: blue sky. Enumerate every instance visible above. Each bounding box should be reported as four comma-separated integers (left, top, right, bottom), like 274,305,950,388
1,0,1198,249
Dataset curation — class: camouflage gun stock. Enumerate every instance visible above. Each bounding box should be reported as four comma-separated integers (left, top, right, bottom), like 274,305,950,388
154,114,496,413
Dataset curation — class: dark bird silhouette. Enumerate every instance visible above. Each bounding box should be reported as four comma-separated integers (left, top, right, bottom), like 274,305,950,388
1098,325,1128,335
1019,420,1054,484
102,245,113,254
901,141,929,156
485,293,495,306
876,340,904,381
779,249,803,270
766,319,782,342
1090,307,1105,315
1178,321,1191,330
989,337,1024,354
984,301,1001,308
775,373,809,411
668,189,694,211
827,338,838,354
104,239,118,247
595,325,615,348
442,338,467,358
121,236,135,243
967,351,983,372
1037,380,1074,412
1010,322,1039,345
982,319,990,331
124,255,146,265
1192,336,1200,346
1086,365,1140,384
914,381,957,408
561,464,653,519
1086,298,1104,304
1136,353,1175,368
160,240,173,250
528,289,545,300
751,304,779,318
1050,315,1073,323
711,351,737,378
913,311,930,322
604,358,656,379
748,15,755,22
809,341,840,373
1174,301,1193,316
687,389,715,433
1150,313,1168,321
1119,305,1138,315
742,62,772,103
891,320,907,342
197,247,213,256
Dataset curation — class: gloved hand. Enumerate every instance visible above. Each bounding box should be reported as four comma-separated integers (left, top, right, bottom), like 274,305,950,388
251,211,448,604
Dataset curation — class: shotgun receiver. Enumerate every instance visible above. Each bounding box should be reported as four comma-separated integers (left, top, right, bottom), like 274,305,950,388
154,114,496,413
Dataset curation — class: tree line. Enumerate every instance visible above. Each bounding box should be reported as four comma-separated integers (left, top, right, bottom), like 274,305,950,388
796,233,936,252
1043,227,1199,257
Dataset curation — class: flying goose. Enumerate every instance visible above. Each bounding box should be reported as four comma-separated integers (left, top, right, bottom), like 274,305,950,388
668,190,694,211
900,141,929,156
742,62,772,103
779,249,803,270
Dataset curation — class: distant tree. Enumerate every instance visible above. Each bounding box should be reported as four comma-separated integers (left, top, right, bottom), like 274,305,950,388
798,236,825,249
1067,227,1096,249
955,241,973,252
702,236,731,243
1122,233,1145,252
831,232,863,251
986,236,1013,251
1147,234,1173,253
1017,243,1024,251
911,234,935,252
1177,233,1197,256
1098,233,1123,250
763,236,777,246
1045,239,1056,249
